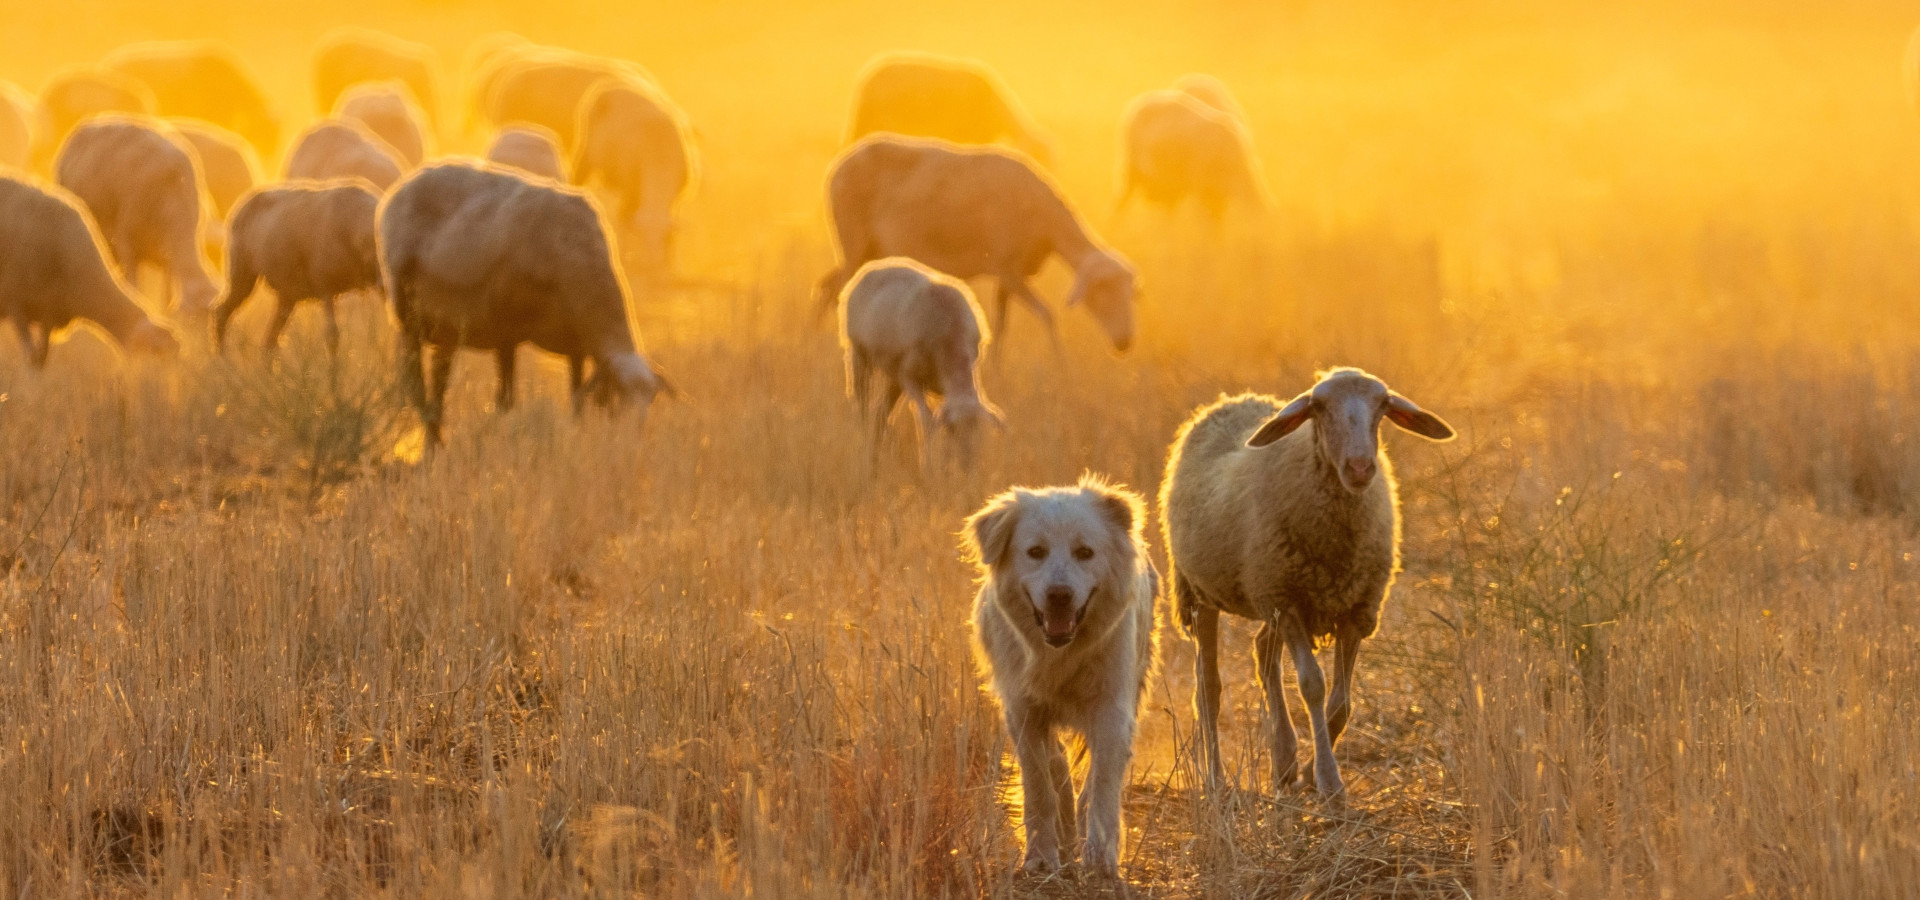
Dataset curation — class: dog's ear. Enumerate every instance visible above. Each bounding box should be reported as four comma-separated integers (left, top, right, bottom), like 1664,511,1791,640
961,492,1021,571
1086,482,1145,541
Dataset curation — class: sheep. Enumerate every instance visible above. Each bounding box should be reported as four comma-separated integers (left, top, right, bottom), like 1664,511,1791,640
172,120,259,222
34,68,155,168
1159,368,1455,800
962,476,1160,877
572,79,693,273
313,28,439,126
847,52,1052,165
103,41,279,155
285,119,406,191
817,135,1138,352
379,161,673,444
485,126,567,181
212,180,381,357
54,117,220,315
479,51,650,149
1117,88,1269,220
335,83,429,169
0,175,179,367
0,82,30,171
839,258,1004,470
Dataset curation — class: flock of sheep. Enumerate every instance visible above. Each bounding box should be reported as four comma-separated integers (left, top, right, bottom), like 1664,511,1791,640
0,31,1450,880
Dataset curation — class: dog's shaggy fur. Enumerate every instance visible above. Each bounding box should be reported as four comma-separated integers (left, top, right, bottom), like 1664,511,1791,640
963,475,1160,878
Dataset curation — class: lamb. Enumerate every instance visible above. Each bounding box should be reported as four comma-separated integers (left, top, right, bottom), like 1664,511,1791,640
479,51,649,149
847,53,1052,165
34,68,155,167
0,175,179,366
54,117,220,315
313,28,439,126
572,79,694,273
817,135,1138,352
0,83,29,171
1159,368,1455,800
212,180,381,357
839,258,1004,470
285,119,406,191
485,126,566,181
335,83,429,168
103,41,279,155
1117,88,1269,220
963,475,1160,877
379,161,674,444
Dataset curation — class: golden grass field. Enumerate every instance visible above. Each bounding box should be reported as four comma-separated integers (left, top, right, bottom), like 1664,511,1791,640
4,0,1920,896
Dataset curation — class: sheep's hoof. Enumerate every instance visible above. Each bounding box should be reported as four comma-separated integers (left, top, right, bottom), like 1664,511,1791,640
1020,851,1062,877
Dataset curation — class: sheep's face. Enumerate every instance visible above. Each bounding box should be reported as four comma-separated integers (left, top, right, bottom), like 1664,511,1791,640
1247,368,1457,493
938,398,1005,471
965,485,1139,648
587,352,675,421
1069,251,1137,353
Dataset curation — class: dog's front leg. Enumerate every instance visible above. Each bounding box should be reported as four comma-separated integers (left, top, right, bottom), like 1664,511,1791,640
1008,703,1063,873
1080,696,1138,878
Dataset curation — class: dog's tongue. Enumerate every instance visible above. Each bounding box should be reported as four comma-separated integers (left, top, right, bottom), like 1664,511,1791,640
1043,607,1077,638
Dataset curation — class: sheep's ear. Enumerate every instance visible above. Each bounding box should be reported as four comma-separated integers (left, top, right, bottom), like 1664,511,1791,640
1386,392,1454,441
1246,393,1314,447
962,494,1021,570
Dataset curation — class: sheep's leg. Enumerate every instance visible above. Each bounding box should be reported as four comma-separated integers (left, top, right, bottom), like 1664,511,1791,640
1254,621,1302,790
261,296,298,355
322,298,341,361
210,255,257,351
425,343,455,446
567,356,588,415
814,265,852,321
1008,280,1062,355
494,344,517,411
13,320,48,369
871,380,902,457
399,331,427,419
900,380,936,468
1286,629,1345,800
1080,697,1138,877
1007,704,1064,874
1189,599,1228,792
1327,624,1362,746
27,324,49,369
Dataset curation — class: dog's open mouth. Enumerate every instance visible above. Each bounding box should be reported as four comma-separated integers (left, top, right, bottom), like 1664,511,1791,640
1034,600,1088,647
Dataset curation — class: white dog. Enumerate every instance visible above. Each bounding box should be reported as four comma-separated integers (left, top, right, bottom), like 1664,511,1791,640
962,475,1161,877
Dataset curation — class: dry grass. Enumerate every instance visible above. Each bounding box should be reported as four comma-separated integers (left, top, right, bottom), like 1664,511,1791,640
3,0,1920,896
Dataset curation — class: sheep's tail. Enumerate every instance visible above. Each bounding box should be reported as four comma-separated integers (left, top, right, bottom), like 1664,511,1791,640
1170,567,1199,639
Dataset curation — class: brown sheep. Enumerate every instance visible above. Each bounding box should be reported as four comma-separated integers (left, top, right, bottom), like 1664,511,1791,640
312,28,439,126
379,161,673,444
55,117,219,315
485,126,566,181
0,83,30,171
479,51,650,149
572,79,693,272
817,135,1138,352
847,53,1051,165
1,175,179,367
213,180,381,357
335,83,429,168
285,119,405,191
1117,88,1268,220
103,41,279,155
34,68,155,168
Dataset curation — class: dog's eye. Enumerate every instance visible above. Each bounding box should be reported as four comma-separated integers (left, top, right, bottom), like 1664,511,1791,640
1072,546,1095,561
1026,546,1048,560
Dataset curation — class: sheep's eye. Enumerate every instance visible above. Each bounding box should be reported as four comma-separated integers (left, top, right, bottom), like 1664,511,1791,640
1072,546,1095,561
1026,546,1048,560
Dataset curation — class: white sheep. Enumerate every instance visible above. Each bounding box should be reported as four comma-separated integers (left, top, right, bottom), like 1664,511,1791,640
1159,368,1454,799
839,258,1004,469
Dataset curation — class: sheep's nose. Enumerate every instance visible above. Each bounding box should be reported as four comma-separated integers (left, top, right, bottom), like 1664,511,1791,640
1345,458,1377,483
1044,586,1074,607
1113,336,1133,353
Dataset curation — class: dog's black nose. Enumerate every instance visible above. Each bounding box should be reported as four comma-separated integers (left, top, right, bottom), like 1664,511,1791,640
1044,586,1074,606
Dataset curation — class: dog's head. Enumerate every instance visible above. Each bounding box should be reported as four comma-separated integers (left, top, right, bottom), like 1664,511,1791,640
962,475,1146,648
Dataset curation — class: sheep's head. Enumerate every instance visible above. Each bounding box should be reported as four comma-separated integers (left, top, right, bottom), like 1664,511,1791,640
1068,249,1138,353
938,396,1006,470
586,351,676,421
1247,368,1455,493
123,318,182,359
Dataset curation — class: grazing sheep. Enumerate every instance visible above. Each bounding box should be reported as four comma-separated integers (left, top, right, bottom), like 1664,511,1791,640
55,117,219,314
0,83,30,171
963,476,1160,877
1117,88,1268,219
285,119,406,191
818,135,1138,352
313,28,439,126
480,51,649,149
485,126,566,181
103,41,279,155
379,161,673,444
1171,73,1249,122
839,258,1004,469
34,68,155,167
847,52,1051,164
0,176,179,366
572,79,693,272
335,83,429,168
172,119,259,222
1160,368,1455,800
212,180,381,357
